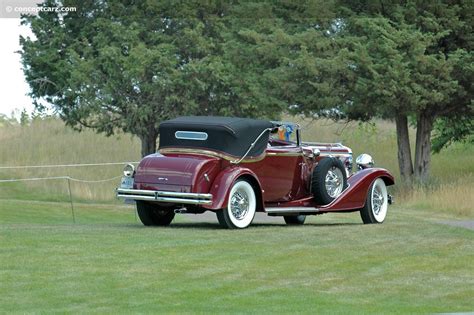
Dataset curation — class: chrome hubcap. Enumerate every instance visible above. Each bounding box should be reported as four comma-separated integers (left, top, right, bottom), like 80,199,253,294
372,186,384,215
325,166,344,198
230,189,249,220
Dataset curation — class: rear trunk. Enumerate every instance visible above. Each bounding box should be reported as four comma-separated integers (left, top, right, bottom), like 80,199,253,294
134,153,221,193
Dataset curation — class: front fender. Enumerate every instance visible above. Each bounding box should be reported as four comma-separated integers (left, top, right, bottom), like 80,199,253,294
321,168,395,211
203,166,264,210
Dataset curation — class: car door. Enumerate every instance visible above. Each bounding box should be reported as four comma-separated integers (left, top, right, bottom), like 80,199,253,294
257,145,303,202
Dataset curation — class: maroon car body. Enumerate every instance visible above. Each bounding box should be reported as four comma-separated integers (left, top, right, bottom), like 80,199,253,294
117,116,394,228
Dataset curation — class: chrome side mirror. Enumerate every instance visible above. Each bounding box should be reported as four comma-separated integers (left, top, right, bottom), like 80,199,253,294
356,154,374,170
312,148,321,157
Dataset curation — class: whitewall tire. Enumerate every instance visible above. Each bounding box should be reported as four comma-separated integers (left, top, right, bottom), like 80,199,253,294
360,178,388,224
216,179,256,229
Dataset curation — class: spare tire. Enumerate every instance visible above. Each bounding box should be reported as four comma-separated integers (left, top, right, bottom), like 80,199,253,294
311,157,348,205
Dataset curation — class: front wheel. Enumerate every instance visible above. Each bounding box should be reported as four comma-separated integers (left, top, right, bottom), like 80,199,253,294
216,179,256,229
136,201,175,226
360,178,388,224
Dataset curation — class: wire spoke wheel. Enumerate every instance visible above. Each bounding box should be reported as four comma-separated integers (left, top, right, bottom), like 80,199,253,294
230,189,250,220
325,166,344,198
360,178,388,224
216,179,256,229
311,158,348,205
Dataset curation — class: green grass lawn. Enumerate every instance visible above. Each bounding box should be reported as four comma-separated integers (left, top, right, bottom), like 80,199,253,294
1,200,472,313
1,117,472,313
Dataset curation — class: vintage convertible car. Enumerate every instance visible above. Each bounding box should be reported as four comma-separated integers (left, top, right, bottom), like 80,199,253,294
117,116,394,229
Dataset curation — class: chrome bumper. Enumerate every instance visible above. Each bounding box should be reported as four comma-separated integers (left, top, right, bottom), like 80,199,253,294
116,188,213,205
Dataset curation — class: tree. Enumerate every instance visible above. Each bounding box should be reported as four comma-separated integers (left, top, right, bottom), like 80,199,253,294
432,108,474,153
220,0,346,117
20,1,283,157
243,0,472,183
336,0,473,183
250,0,473,184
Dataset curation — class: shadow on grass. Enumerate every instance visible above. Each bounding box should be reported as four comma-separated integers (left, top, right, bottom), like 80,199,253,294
0,220,361,230
119,221,361,230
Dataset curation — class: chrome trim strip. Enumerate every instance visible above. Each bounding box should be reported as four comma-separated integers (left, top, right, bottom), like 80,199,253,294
159,148,266,163
302,142,344,147
266,152,351,158
118,188,154,196
266,151,302,157
265,207,319,213
117,188,213,205
319,153,352,157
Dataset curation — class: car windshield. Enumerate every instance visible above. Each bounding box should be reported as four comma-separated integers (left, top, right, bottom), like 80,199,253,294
269,123,298,147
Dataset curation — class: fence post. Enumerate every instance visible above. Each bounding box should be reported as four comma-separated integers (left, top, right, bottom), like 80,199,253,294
66,177,76,223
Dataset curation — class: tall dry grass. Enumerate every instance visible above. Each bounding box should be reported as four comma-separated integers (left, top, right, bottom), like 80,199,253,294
0,116,472,216
0,118,140,202
295,116,474,217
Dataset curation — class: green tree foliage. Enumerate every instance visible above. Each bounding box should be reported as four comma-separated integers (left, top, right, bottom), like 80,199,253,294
432,107,474,153
228,1,345,117
336,0,473,183
20,0,472,182
246,0,472,183
20,0,283,156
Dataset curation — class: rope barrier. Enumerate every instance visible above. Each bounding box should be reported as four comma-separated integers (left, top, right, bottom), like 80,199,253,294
0,161,139,170
68,175,123,183
0,175,123,183
0,174,127,223
0,176,69,183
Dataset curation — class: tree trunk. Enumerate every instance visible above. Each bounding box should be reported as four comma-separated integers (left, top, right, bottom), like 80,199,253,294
414,112,434,183
395,113,414,183
139,130,158,157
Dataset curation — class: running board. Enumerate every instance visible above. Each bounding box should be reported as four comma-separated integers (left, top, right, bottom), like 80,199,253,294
265,207,319,214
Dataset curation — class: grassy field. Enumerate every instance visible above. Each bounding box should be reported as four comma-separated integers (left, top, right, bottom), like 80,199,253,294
0,117,473,313
0,200,473,313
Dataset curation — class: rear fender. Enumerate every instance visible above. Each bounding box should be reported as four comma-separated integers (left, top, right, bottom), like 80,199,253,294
321,168,394,211
204,167,264,211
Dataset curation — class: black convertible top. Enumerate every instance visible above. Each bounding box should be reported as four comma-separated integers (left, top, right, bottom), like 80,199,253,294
159,116,275,158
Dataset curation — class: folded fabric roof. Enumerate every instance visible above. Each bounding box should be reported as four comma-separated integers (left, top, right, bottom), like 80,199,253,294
159,116,275,158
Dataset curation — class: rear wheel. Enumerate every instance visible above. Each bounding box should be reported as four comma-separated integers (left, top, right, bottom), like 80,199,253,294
284,215,306,225
216,179,256,229
136,201,175,226
360,178,388,224
311,158,348,205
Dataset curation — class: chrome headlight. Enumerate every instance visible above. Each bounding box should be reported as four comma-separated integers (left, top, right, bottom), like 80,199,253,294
123,163,135,177
356,154,374,170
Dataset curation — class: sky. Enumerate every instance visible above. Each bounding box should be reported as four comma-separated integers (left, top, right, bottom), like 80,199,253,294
0,19,36,116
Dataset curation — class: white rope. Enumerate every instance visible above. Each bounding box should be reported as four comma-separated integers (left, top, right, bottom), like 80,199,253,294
0,176,69,183
0,161,139,170
0,175,123,183
68,175,123,183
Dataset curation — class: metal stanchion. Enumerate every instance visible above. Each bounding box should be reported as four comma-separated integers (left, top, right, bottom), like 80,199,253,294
66,177,76,223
